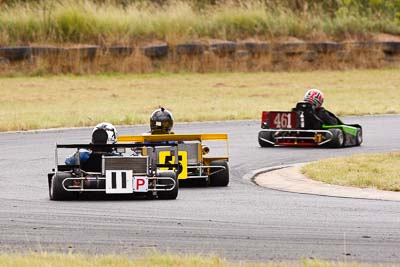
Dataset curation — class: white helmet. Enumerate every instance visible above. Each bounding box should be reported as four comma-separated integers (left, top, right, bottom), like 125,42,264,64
92,122,117,144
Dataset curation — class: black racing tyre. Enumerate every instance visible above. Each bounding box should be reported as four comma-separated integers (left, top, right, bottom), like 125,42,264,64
241,41,270,55
49,173,76,201
209,160,229,187
176,42,204,55
307,42,340,54
146,191,157,200
210,41,236,56
258,131,274,147
355,128,363,146
107,46,134,57
157,171,178,200
327,128,344,148
142,44,169,58
0,47,32,61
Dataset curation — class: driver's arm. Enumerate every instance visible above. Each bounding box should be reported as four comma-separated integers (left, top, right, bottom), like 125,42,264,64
316,108,340,125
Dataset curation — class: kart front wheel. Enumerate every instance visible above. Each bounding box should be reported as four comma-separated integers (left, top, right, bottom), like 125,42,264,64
355,128,363,146
258,131,274,147
327,128,344,148
210,160,229,187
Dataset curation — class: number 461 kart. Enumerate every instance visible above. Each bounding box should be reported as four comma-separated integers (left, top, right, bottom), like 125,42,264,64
258,102,363,148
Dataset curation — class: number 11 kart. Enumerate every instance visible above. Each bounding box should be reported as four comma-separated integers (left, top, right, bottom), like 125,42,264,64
47,142,179,200
258,102,363,148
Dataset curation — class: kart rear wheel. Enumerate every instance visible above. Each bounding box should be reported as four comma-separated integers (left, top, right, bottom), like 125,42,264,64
327,128,344,148
49,173,76,201
209,160,229,187
355,128,363,146
157,171,178,200
258,131,274,147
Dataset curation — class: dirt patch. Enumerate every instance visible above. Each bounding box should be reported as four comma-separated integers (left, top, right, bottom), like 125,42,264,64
374,33,400,42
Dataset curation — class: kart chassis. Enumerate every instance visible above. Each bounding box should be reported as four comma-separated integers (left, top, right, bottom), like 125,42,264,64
48,143,179,199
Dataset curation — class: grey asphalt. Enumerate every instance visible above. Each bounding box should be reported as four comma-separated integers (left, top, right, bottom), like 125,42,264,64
0,116,400,263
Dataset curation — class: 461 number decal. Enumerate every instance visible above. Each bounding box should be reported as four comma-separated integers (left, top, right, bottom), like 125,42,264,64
270,112,294,129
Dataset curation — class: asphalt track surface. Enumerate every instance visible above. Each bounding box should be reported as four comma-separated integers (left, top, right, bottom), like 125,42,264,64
1,115,400,263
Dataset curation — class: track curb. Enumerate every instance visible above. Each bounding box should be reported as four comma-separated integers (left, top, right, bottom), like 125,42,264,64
250,163,400,202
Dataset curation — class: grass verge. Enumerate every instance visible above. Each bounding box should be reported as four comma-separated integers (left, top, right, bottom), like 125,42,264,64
301,152,400,191
0,69,399,131
0,252,375,267
0,0,399,45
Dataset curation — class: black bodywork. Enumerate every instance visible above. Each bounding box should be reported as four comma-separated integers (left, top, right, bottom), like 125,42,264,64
258,102,363,148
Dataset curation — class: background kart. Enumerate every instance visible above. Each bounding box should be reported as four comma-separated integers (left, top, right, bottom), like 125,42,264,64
118,134,230,186
47,143,179,200
258,102,363,148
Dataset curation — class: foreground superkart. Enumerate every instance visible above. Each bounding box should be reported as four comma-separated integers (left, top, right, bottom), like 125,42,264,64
118,133,230,186
47,142,179,200
258,101,363,148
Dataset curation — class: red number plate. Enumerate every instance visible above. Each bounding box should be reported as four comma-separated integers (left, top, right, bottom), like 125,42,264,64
268,112,296,129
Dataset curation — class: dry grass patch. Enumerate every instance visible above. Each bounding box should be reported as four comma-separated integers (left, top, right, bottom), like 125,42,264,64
302,152,400,191
0,252,374,267
0,69,399,131
0,0,399,45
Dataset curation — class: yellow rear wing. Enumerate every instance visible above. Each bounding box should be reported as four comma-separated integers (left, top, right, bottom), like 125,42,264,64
117,133,228,143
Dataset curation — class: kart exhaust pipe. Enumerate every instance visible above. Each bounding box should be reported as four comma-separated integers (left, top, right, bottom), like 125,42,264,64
84,179,105,189
202,145,210,155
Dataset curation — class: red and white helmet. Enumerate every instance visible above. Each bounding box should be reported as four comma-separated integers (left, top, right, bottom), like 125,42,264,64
304,88,324,108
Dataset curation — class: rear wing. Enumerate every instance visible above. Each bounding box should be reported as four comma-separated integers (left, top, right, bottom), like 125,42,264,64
56,143,177,149
54,142,179,172
117,133,228,143
118,133,229,159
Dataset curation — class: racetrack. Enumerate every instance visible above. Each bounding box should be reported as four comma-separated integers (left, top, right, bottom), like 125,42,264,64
1,116,400,263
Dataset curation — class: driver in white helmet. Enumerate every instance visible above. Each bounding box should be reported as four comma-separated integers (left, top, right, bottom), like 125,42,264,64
65,122,118,165
303,88,339,125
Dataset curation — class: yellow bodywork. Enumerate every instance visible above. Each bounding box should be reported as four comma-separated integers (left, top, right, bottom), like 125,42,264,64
117,133,228,143
118,133,229,180
158,150,188,178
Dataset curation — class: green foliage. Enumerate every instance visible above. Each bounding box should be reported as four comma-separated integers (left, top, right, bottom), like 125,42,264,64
55,9,90,42
341,0,400,17
0,0,399,44
302,152,400,191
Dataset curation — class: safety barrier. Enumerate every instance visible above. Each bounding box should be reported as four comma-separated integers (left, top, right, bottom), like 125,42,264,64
0,41,399,73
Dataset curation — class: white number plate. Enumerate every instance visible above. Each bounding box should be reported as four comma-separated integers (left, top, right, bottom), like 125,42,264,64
106,170,133,194
133,176,148,192
105,171,148,193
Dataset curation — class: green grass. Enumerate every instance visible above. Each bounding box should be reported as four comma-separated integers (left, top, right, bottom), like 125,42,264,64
302,152,400,191
0,0,399,45
0,69,399,131
0,252,375,267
